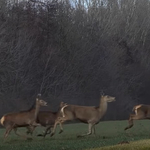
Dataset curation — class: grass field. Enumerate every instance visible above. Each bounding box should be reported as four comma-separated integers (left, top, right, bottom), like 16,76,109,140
0,120,150,150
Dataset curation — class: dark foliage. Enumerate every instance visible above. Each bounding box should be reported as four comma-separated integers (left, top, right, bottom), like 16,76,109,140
0,0,149,120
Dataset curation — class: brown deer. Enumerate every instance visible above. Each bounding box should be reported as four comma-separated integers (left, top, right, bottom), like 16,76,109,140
26,102,67,137
0,94,47,139
124,104,150,130
51,94,115,137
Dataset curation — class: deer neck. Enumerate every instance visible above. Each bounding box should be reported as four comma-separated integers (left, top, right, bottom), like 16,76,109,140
34,102,40,121
98,97,108,116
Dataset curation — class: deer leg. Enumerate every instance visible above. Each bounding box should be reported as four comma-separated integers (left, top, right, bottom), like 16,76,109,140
86,123,93,135
14,128,19,136
43,126,52,138
13,128,28,139
45,126,52,135
124,114,145,130
51,117,66,137
4,126,13,139
92,125,96,135
50,121,58,137
29,126,36,135
58,122,63,134
37,126,51,137
26,126,33,135
77,123,93,137
26,123,38,136
14,128,22,136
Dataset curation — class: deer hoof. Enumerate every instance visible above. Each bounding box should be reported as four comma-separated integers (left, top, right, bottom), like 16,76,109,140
124,127,128,131
77,135,82,138
50,133,54,137
37,134,44,137
59,130,63,134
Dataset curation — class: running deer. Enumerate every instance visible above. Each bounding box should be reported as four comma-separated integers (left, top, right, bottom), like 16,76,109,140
51,94,115,137
124,104,150,130
26,102,67,137
0,94,47,139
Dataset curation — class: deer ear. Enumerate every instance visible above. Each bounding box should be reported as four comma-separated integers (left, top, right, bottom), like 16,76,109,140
60,102,67,107
60,101,64,107
37,93,41,98
36,93,41,101
100,90,104,96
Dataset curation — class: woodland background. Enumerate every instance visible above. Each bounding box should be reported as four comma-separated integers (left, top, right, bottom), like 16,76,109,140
0,0,150,120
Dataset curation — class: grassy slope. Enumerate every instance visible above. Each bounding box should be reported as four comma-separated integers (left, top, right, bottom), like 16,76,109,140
0,120,150,150
89,140,150,150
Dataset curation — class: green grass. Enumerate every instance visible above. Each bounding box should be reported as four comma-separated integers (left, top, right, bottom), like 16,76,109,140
88,139,150,150
0,120,150,150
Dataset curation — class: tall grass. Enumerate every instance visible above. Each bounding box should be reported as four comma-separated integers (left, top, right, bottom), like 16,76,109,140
0,120,150,150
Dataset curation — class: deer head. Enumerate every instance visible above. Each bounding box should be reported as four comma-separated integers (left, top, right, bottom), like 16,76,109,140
60,102,67,108
102,95,115,102
36,94,47,106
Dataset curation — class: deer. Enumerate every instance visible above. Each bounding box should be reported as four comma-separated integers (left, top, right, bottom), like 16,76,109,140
26,102,67,137
0,94,47,139
50,94,115,137
124,104,150,131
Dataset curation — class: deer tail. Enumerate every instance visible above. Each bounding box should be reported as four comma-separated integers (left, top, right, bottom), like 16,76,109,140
132,105,142,115
0,116,5,126
61,105,68,117
132,106,136,112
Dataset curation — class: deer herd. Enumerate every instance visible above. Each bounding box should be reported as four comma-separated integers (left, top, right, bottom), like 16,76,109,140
0,93,149,140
